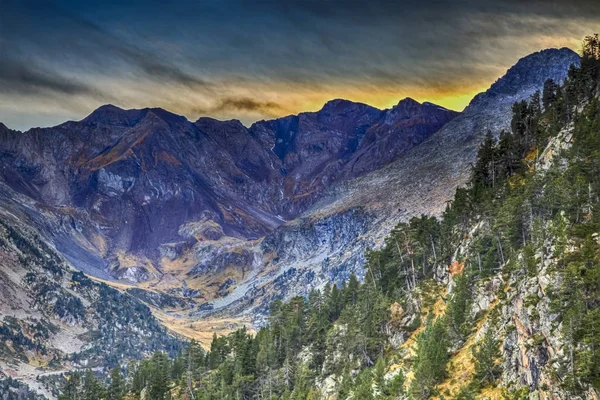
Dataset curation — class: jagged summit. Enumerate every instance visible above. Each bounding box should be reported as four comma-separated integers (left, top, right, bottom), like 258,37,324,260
0,87,458,286
318,98,376,112
195,116,245,126
386,97,450,120
395,97,420,106
467,47,580,112
489,47,579,95
82,104,191,128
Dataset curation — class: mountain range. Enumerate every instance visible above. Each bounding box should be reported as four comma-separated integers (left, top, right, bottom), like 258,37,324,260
0,46,581,395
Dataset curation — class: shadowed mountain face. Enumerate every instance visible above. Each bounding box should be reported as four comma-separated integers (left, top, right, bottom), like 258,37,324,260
248,98,458,216
0,97,457,273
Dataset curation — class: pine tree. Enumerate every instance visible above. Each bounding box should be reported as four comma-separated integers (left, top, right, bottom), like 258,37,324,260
410,316,450,399
472,326,501,386
345,273,360,306
107,367,125,400
543,78,558,110
149,351,171,400
446,271,472,339
352,368,375,400
59,371,81,400
472,131,497,194
82,369,105,400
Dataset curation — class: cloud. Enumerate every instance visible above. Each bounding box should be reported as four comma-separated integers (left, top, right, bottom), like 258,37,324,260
1,0,211,90
209,98,284,115
0,56,94,96
1,0,600,130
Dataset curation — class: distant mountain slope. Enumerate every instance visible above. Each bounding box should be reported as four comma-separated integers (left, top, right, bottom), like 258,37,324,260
0,96,456,286
0,208,182,398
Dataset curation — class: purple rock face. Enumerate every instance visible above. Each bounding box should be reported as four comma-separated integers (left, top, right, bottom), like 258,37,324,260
0,46,583,323
247,98,458,217
0,98,457,270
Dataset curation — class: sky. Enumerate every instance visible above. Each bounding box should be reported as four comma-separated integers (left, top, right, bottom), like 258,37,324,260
1,0,599,131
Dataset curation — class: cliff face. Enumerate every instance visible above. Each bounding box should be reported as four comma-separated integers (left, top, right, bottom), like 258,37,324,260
113,48,579,323
310,104,599,399
0,49,580,323
0,46,587,398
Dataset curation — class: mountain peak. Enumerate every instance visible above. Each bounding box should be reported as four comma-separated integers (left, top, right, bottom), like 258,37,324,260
489,47,579,96
466,47,580,112
82,104,149,126
319,98,378,114
82,105,192,128
387,98,456,121
195,116,245,128
387,97,423,120
395,97,420,107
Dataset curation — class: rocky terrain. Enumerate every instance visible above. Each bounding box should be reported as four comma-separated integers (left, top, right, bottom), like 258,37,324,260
0,207,183,397
0,96,456,269
0,45,582,397
0,90,459,312
0,48,579,311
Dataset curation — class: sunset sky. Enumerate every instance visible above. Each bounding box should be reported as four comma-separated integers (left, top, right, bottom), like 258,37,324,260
1,0,600,131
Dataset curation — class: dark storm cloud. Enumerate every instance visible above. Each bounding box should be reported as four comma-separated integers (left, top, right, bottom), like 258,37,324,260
1,0,599,130
0,55,93,96
190,97,286,120
1,0,210,92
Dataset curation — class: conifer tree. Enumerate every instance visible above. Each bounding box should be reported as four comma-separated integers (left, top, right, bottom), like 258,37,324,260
472,326,501,386
543,78,558,110
82,369,105,400
107,367,125,400
446,271,472,339
472,131,497,194
149,351,171,400
59,371,81,400
410,316,450,399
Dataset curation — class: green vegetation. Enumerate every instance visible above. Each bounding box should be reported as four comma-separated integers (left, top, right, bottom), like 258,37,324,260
55,34,600,399
472,327,501,387
410,316,450,399
0,219,183,376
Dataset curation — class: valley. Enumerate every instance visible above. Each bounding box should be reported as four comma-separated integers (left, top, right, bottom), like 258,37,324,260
1,38,598,399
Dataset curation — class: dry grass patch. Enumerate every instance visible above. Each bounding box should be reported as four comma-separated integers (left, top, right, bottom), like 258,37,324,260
153,312,252,349
434,299,500,399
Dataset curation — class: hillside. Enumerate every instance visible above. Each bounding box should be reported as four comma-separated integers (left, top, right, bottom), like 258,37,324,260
0,42,588,399
54,34,600,400
0,97,459,308
0,209,183,398
195,48,580,319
